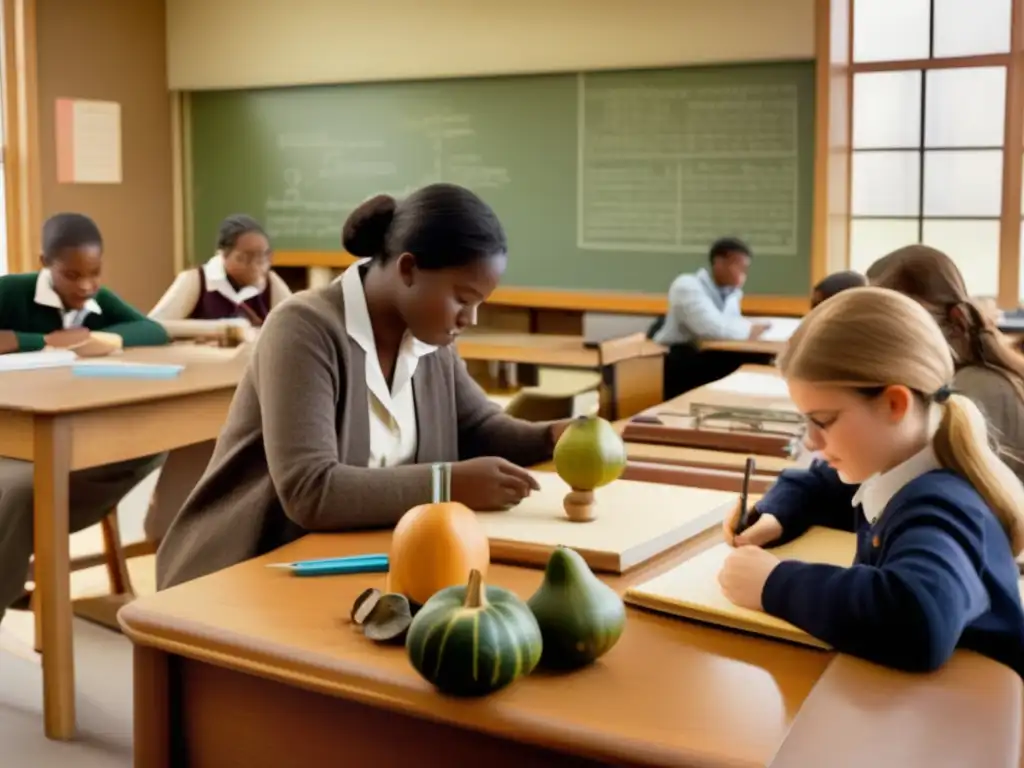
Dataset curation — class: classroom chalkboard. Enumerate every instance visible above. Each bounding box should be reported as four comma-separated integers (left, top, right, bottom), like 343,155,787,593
189,61,816,295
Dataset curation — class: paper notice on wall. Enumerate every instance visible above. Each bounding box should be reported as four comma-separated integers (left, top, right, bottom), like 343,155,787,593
55,98,122,184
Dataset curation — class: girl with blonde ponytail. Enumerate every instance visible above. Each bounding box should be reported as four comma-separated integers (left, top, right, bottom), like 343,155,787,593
718,287,1024,677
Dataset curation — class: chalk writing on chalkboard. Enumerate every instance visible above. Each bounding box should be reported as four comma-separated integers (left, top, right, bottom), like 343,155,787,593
263,112,511,241
577,75,800,257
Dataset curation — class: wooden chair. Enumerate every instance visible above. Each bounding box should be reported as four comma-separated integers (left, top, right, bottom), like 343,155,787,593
28,509,135,653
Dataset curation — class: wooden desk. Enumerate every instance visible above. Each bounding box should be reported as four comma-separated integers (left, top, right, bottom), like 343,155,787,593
120,530,829,768
119,530,1020,768
457,332,666,420
699,339,784,356
621,365,800,460
0,346,246,740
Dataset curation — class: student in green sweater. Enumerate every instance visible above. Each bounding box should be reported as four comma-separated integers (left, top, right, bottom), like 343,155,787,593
0,212,167,624
0,213,168,354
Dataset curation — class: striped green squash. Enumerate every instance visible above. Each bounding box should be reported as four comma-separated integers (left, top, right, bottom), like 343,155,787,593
406,570,542,697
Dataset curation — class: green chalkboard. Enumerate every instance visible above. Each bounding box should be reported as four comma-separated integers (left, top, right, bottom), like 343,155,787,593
189,61,816,295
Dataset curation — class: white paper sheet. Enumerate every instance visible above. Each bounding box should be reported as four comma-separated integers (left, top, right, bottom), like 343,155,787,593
706,371,792,399
748,315,802,342
0,350,77,372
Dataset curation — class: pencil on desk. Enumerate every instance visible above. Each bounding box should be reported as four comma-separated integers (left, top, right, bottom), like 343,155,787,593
267,553,389,577
734,457,756,535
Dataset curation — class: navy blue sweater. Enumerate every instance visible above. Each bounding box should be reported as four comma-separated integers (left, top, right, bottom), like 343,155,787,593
757,460,1024,676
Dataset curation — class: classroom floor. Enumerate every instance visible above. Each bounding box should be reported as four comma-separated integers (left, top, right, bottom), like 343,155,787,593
0,472,159,768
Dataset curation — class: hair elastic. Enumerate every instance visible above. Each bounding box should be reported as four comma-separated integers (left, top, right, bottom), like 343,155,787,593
933,384,953,404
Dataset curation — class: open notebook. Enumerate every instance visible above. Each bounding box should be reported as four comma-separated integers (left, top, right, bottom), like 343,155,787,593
624,526,857,649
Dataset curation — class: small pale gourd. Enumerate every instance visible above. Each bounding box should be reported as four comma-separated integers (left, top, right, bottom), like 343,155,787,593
387,462,491,607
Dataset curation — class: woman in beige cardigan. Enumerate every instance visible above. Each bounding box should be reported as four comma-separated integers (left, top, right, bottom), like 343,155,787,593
868,245,1024,484
157,184,570,588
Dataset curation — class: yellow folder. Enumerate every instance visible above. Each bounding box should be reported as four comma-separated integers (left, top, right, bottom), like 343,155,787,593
624,526,857,649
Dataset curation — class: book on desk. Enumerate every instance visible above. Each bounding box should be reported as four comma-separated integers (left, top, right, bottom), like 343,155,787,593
625,526,857,649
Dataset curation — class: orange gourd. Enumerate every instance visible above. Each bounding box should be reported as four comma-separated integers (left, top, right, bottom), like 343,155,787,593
388,462,490,606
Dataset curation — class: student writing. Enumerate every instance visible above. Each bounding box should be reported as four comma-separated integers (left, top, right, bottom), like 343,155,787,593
718,287,1024,676
156,183,570,589
868,245,1024,484
0,213,167,625
0,213,169,354
148,214,292,339
651,237,771,397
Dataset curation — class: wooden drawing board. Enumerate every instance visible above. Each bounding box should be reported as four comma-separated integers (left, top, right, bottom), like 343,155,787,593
478,471,736,574
624,526,857,649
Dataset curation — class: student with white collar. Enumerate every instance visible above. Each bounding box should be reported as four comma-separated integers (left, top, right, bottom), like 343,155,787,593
719,288,1024,677
156,184,572,588
0,212,168,354
148,214,292,340
0,212,166,626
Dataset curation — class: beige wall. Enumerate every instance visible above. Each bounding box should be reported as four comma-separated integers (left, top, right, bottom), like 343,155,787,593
36,0,174,309
167,0,816,90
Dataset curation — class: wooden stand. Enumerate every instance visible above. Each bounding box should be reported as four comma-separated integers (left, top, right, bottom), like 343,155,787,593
562,489,596,522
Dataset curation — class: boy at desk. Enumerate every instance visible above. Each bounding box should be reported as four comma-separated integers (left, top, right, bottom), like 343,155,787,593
148,214,292,341
651,237,773,397
0,212,167,625
720,287,1024,678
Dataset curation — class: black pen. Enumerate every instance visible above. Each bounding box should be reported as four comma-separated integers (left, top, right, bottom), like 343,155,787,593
735,457,756,535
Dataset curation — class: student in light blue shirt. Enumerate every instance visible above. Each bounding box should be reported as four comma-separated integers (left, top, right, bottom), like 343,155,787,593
653,238,769,346
651,237,771,397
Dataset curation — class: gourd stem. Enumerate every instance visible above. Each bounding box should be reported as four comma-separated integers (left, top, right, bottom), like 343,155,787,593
431,462,452,504
464,569,486,609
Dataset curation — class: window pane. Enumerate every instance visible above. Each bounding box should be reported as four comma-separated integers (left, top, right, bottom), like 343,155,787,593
922,219,1000,295
853,71,922,149
925,67,1007,148
852,151,921,216
923,149,1003,217
850,218,920,274
933,0,1011,57
853,0,931,63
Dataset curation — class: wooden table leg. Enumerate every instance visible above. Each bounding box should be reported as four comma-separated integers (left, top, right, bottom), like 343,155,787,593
33,415,76,740
602,356,665,420
134,645,173,768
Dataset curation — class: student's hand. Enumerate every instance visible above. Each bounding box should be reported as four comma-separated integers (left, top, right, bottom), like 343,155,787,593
43,327,91,348
722,500,783,547
0,330,17,355
451,457,542,511
718,545,781,611
749,322,771,340
548,419,573,446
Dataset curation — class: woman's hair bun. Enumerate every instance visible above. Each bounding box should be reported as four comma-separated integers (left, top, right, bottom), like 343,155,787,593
342,194,397,258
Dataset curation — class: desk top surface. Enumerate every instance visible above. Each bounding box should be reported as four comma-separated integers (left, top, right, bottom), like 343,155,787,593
119,529,1021,768
0,345,247,414
456,332,664,368
120,530,829,768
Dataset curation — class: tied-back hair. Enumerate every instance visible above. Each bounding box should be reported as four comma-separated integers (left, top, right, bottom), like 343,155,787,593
868,245,1024,405
779,287,1024,555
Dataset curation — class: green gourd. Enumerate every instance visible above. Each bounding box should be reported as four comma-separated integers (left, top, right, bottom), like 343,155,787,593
406,569,542,697
526,546,626,670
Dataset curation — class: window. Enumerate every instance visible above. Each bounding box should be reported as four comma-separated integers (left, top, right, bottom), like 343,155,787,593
850,65,1007,295
849,0,1019,301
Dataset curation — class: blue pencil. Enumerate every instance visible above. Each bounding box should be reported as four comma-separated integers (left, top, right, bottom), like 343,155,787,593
267,553,389,577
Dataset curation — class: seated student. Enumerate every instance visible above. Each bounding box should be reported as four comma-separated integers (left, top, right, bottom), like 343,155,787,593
0,213,170,354
719,287,1024,677
156,183,571,589
0,212,167,624
148,214,291,340
868,245,1024,484
142,215,292,542
810,270,867,309
652,237,771,397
